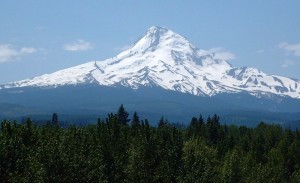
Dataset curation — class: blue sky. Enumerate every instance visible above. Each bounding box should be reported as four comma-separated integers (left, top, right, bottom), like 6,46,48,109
0,0,299,84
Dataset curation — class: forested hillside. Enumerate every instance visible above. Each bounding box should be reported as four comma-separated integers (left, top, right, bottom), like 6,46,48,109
1,105,300,182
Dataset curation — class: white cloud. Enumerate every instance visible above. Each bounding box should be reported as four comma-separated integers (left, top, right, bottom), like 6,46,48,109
252,49,265,54
114,44,132,52
20,47,37,54
282,60,295,68
0,45,18,62
64,39,92,51
279,42,300,56
208,47,236,60
0,44,37,63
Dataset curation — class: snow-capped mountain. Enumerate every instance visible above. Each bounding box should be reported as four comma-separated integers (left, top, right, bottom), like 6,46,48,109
1,26,300,99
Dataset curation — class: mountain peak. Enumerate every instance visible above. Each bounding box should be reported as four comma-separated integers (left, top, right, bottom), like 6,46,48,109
147,26,169,34
128,26,195,55
2,26,300,99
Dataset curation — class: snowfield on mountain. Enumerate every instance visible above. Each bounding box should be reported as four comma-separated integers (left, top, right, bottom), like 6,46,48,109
1,26,300,99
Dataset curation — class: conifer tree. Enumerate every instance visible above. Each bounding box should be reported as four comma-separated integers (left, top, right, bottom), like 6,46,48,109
117,104,130,125
207,114,222,144
51,113,59,127
131,111,140,128
158,116,166,127
198,114,205,136
187,117,199,138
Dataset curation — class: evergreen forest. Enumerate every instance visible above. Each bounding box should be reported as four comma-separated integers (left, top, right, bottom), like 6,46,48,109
1,105,300,183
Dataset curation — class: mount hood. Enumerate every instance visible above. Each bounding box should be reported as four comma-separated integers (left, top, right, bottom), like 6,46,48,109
1,26,299,99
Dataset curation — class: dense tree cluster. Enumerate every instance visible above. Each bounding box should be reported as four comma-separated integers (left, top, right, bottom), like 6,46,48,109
1,106,300,182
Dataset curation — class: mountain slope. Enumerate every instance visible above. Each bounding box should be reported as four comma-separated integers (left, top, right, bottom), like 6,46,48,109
1,26,300,99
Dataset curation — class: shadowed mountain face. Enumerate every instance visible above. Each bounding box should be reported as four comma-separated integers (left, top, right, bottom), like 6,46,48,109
0,85,300,126
0,26,299,125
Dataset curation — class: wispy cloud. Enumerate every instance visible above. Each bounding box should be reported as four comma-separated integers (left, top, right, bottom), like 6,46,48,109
282,60,295,68
208,47,236,60
64,39,92,51
20,47,37,54
114,44,132,52
252,49,265,54
279,42,300,56
0,44,37,63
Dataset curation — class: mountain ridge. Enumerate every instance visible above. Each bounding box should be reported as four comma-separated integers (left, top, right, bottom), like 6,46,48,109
1,26,300,99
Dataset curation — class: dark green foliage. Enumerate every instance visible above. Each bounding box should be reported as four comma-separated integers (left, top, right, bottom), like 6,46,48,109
131,111,140,128
221,149,242,183
117,104,130,125
207,114,224,144
51,112,59,126
181,138,218,183
1,109,300,182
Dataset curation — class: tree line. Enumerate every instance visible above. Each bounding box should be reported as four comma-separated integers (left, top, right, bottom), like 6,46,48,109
1,105,300,182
